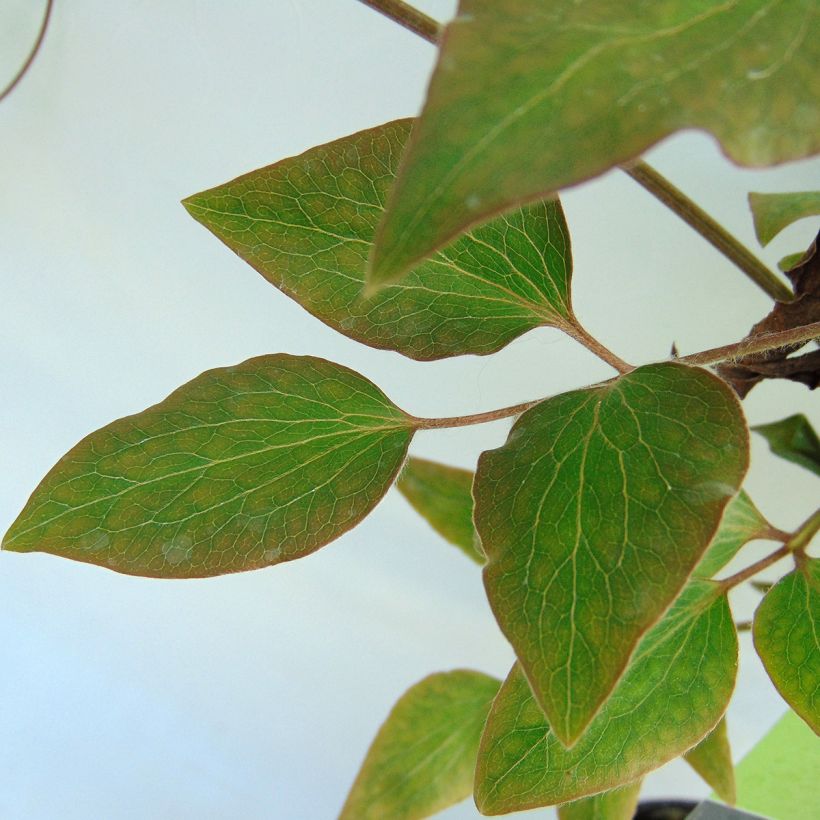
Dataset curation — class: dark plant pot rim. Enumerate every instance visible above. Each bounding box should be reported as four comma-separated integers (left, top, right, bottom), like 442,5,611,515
634,799,699,819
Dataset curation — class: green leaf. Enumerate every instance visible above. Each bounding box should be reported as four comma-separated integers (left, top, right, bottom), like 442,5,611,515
368,0,820,285
474,583,738,812
340,670,501,820
397,457,483,564
694,491,771,580
779,251,806,272
475,362,748,745
557,781,642,820
752,414,820,477
684,717,736,804
3,355,414,577
184,120,575,361
749,191,820,246
753,556,820,734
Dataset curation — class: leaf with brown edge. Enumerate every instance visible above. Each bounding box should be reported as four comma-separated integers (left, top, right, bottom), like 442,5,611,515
340,670,501,820
3,355,414,577
474,583,738,813
557,781,642,820
475,362,748,747
753,556,820,734
368,0,820,286
749,191,820,246
684,717,737,804
184,120,576,361
397,457,483,564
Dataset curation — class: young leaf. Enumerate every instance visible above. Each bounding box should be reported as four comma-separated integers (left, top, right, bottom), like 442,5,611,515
474,583,738,813
369,0,820,284
557,781,642,820
779,251,807,272
748,191,820,246
752,414,820,477
3,355,414,577
693,491,771,580
684,717,737,804
475,362,748,745
184,120,575,361
753,556,820,734
340,670,501,820
397,457,483,564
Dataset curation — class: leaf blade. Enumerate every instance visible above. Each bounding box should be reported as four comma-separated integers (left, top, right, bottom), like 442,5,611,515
397,457,483,564
475,585,738,812
749,191,820,246
3,355,414,577
369,0,820,284
475,362,748,745
340,670,501,820
752,414,820,477
557,781,642,820
684,717,736,804
753,557,820,733
184,120,574,361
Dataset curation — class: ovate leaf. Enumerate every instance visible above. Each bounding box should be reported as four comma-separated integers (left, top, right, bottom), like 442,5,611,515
753,557,820,734
184,120,575,361
684,717,736,804
475,583,738,812
694,491,771,580
557,781,642,820
753,414,820,477
749,191,820,246
3,355,414,577
340,670,501,820
475,362,748,745
397,457,483,564
369,0,820,284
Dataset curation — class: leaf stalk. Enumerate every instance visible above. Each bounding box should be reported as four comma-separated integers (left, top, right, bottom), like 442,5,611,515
719,545,791,591
355,0,440,43
625,162,793,303
784,507,820,554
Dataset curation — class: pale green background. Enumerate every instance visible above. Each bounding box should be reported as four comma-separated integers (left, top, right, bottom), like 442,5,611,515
0,1,818,818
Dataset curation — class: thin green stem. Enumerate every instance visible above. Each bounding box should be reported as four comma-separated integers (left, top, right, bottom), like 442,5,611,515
355,0,440,43
0,0,54,105
785,507,820,553
678,321,820,367
625,161,793,302
719,545,791,591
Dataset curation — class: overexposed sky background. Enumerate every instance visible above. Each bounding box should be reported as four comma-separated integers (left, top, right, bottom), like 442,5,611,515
1,2,818,818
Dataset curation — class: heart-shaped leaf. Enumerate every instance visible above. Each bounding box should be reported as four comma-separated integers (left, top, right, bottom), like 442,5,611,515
397,457,483,564
474,582,738,812
753,556,820,734
3,355,414,577
694,491,771,580
684,717,736,804
340,670,501,820
753,414,820,477
184,120,575,361
749,191,820,246
369,0,820,284
475,362,748,745
557,781,642,820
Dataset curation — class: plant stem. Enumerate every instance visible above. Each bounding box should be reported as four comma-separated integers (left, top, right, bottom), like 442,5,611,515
411,398,541,430
563,320,633,373
0,0,54,105
719,545,791,590
678,321,820,367
625,161,793,302
355,0,440,43
785,507,820,553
